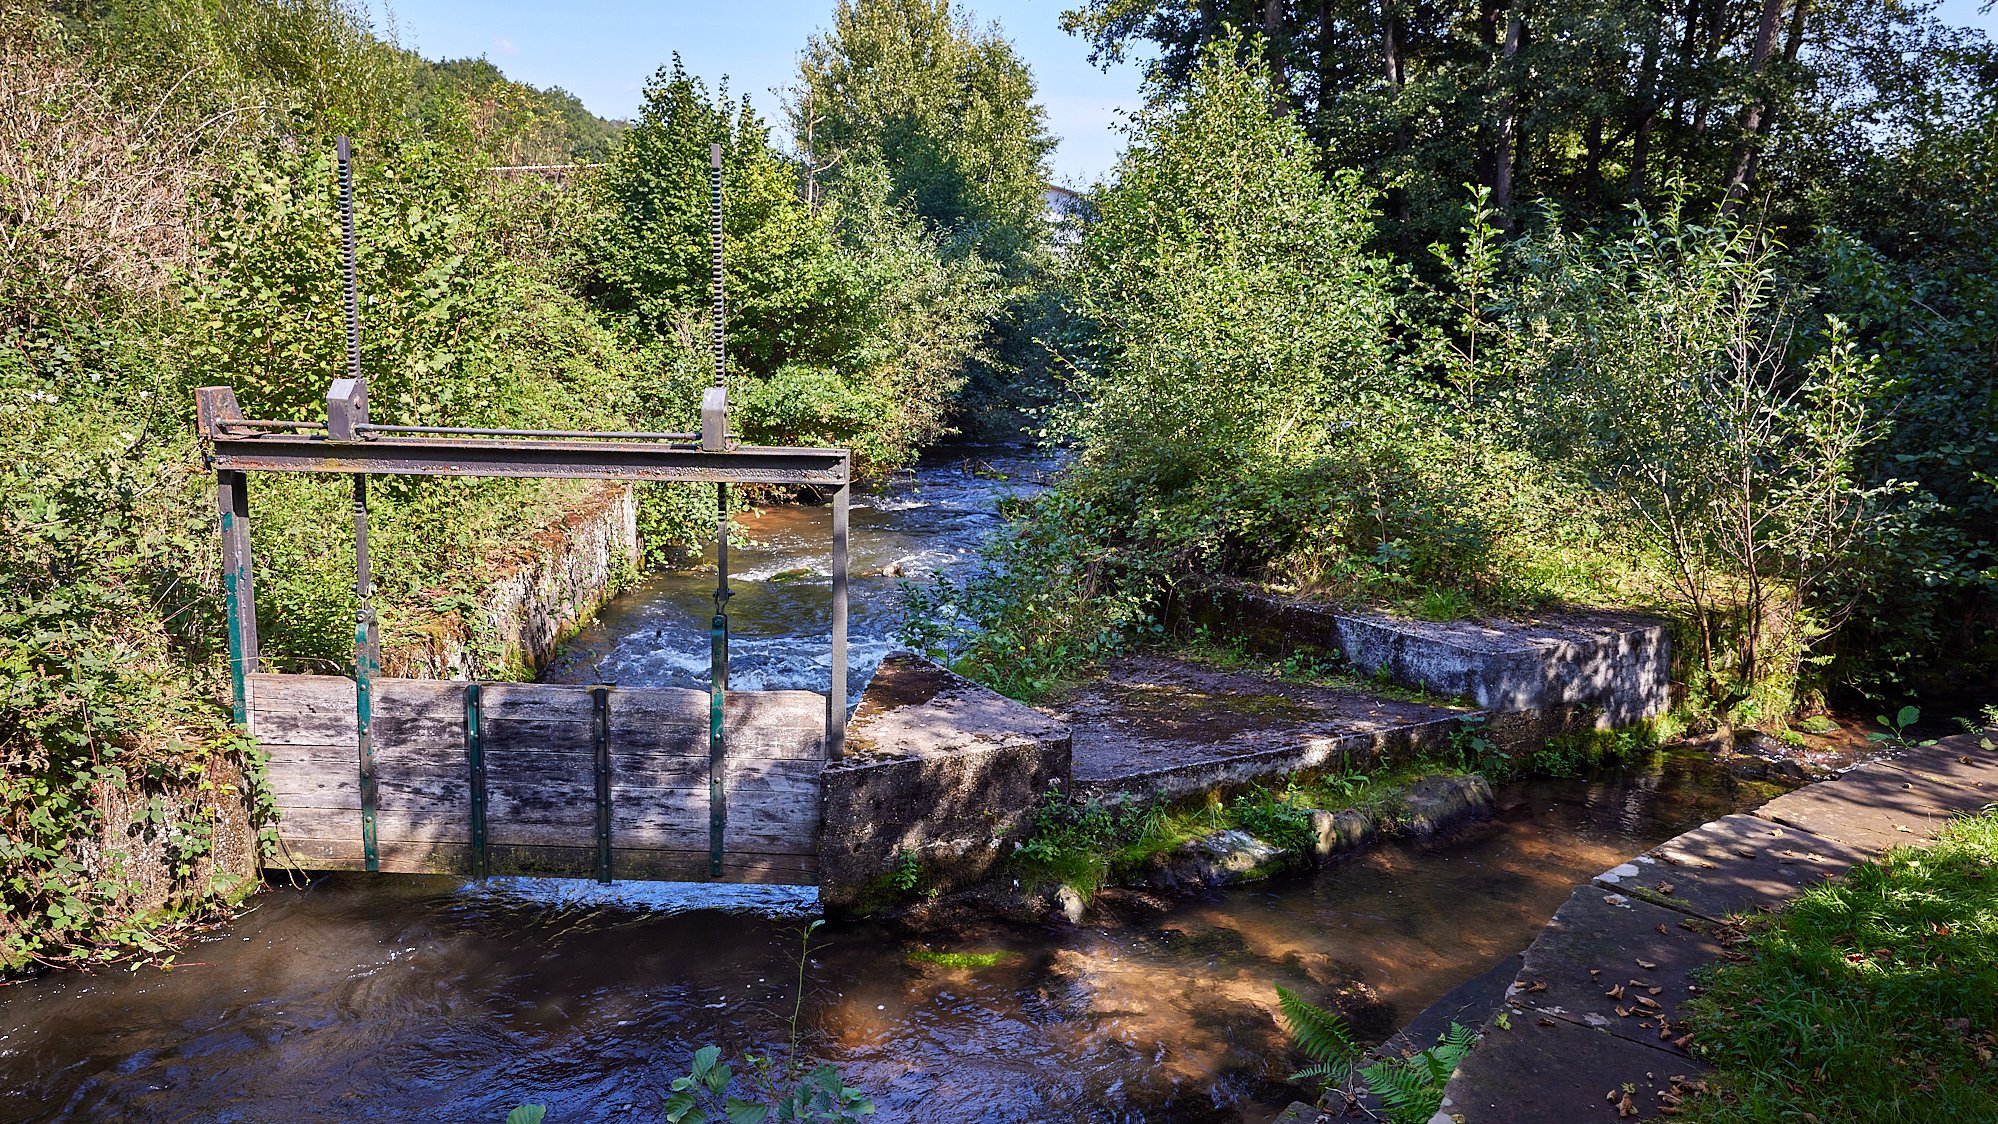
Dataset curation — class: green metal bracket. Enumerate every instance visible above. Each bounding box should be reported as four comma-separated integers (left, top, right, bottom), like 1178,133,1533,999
222,563,247,728
709,613,728,879
592,686,612,884
356,610,378,873
466,683,487,879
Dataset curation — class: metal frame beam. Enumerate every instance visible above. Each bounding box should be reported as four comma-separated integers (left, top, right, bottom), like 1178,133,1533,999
197,387,849,486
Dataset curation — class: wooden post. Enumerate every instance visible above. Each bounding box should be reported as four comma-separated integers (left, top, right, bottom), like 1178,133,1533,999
217,470,260,727
827,482,848,761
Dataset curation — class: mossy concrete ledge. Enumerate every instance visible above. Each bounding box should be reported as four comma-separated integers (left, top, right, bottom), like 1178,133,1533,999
819,653,1071,909
1195,582,1671,729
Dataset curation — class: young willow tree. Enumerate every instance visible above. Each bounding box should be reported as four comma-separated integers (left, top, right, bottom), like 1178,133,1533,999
1511,199,1897,717
1061,39,1395,487
792,0,1055,262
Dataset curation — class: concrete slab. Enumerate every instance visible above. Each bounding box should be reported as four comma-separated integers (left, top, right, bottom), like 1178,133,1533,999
822,654,1070,906
1870,733,1998,795
1037,656,1470,800
1440,1014,1704,1123
1757,759,1998,854
1191,583,1670,727
1593,814,1868,921
1506,887,1720,1056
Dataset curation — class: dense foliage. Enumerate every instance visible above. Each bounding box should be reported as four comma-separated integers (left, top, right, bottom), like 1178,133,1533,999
1062,0,1995,251
795,0,1057,264
1,0,1045,969
923,28,1994,725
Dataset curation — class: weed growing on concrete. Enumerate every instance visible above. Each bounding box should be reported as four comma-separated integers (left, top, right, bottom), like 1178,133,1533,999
1228,784,1318,854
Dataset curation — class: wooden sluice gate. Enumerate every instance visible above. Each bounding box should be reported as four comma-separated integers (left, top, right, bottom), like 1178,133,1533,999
204,139,850,886
254,677,826,884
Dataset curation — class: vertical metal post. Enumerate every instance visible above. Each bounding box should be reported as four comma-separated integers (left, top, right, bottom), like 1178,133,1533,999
466,683,487,879
337,135,377,873
710,142,725,389
592,686,612,884
709,482,730,879
336,136,361,385
216,470,260,728
828,483,848,761
354,474,379,873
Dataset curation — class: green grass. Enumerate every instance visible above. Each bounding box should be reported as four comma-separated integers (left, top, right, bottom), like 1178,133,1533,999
907,949,1016,969
1004,761,1479,896
1679,809,1998,1123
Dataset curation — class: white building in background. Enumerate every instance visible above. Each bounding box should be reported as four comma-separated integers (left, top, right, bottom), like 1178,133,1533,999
1042,184,1088,253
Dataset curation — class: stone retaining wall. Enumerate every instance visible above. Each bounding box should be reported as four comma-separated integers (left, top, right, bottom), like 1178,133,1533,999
387,483,641,679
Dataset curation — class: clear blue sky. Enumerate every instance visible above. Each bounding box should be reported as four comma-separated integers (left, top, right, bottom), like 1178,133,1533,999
379,0,1146,186
379,0,1995,187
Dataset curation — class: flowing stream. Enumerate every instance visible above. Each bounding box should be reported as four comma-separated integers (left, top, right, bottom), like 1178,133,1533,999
0,447,1774,1123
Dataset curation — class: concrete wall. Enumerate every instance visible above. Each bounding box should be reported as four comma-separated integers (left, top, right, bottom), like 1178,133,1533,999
388,483,641,680
1193,583,1670,730
820,654,1071,907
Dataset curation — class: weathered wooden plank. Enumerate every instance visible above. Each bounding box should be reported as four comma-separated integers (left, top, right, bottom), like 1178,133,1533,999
272,837,817,884
262,744,467,797
374,678,471,718
609,688,708,755
480,682,595,722
250,674,355,746
727,690,827,760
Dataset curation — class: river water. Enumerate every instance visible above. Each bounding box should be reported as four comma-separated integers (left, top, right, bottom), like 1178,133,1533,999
0,448,1775,1123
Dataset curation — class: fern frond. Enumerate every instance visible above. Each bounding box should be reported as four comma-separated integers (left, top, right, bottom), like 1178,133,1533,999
1275,985,1362,1067
1289,1062,1344,1084
1360,1056,1445,1123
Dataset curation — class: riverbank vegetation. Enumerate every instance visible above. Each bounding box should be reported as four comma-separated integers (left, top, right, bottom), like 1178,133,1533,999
925,6,1997,739
0,0,1049,970
1679,807,1998,1122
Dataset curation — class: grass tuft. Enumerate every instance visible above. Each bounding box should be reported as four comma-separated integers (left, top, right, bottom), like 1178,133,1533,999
1680,809,1998,1123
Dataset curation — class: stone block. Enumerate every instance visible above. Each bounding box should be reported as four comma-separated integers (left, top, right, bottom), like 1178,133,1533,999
1308,808,1377,857
1870,733,1998,795
1757,759,1998,854
1191,583,1670,729
1506,887,1720,1057
1394,774,1495,838
1440,1013,1705,1123
819,654,1069,907
1593,814,1867,922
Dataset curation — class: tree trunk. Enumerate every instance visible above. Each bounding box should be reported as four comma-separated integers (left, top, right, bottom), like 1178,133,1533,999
1381,0,1409,227
1266,0,1291,114
1316,0,1334,134
1491,6,1525,223
1627,12,1663,197
1729,0,1812,208
1721,0,1789,211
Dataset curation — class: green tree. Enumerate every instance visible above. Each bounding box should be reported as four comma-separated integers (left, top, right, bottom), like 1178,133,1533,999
583,59,863,379
792,0,1055,261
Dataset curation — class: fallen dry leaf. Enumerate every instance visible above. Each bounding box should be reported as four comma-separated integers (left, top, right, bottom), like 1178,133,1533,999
1637,958,1658,970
